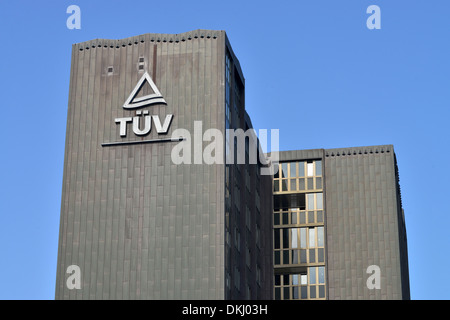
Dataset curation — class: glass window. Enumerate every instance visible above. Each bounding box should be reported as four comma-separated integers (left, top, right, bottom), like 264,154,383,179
291,228,298,249
307,162,314,177
274,212,280,226
300,274,307,285
292,250,298,264
316,161,322,176
307,178,314,190
318,248,324,263
309,228,315,247
282,229,289,249
299,211,306,224
301,286,308,299
281,180,288,192
275,275,280,286
309,267,316,284
317,193,323,210
292,274,298,285
274,229,280,249
298,162,305,177
308,211,314,223
292,287,299,299
291,212,297,224
309,249,315,263
307,194,315,210
299,178,305,190
283,250,289,265
275,287,281,300
300,228,307,248
316,177,322,189
284,287,290,299
318,267,325,284
318,227,324,247
290,179,297,191
274,180,279,192
319,285,325,298
282,163,288,178
283,275,290,285
290,162,297,177
317,211,323,223
282,212,289,225
300,249,307,263
310,287,316,299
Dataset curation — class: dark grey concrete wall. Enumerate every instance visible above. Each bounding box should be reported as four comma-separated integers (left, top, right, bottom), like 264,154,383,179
56,30,229,299
324,145,409,299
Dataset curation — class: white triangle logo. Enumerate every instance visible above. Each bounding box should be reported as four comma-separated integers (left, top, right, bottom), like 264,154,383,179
123,72,166,109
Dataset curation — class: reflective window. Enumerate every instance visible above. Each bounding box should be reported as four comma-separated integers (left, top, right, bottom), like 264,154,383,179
300,274,307,285
318,227,324,247
309,267,316,284
307,194,315,210
291,228,298,249
298,162,305,177
292,274,298,285
282,163,288,178
290,162,297,177
300,228,307,248
273,158,326,300
317,193,323,210
309,228,315,247
307,162,314,177
318,267,325,284
316,161,322,176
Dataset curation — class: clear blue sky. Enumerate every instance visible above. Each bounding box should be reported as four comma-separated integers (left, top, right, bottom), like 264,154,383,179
0,0,449,300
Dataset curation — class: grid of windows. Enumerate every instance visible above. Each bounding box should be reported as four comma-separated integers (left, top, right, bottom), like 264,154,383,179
274,160,322,192
273,160,326,300
274,267,326,300
274,226,325,265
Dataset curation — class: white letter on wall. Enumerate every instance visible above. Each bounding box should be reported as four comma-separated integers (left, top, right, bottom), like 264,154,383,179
366,265,381,289
66,265,81,290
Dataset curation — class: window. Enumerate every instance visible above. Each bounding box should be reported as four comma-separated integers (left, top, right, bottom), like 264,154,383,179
298,161,305,177
273,226,325,266
307,194,315,210
307,162,314,176
273,159,326,300
308,228,315,247
282,163,288,178
274,160,323,193
317,193,323,210
274,270,325,300
316,161,322,176
290,162,297,177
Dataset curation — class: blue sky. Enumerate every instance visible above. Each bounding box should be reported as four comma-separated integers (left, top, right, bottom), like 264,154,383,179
0,0,449,300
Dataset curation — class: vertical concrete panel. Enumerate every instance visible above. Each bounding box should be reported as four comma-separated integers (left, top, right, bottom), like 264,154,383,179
325,146,407,300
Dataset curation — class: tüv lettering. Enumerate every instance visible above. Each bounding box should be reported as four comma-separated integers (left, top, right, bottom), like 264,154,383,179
115,110,173,137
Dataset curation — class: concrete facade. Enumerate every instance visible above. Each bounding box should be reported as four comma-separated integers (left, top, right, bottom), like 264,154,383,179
56,30,273,300
324,145,409,299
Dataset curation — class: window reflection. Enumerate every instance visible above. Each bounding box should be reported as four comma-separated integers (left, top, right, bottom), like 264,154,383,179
273,159,326,299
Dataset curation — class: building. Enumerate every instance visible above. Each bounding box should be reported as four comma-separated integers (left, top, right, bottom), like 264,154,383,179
56,29,410,301
55,30,273,300
273,145,410,299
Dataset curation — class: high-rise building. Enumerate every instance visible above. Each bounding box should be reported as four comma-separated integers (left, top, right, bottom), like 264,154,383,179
55,30,273,300
56,29,410,301
273,145,410,300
